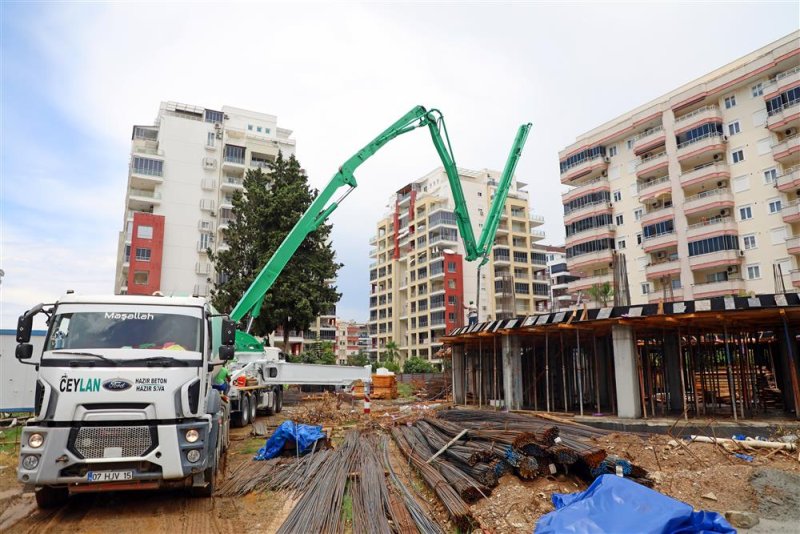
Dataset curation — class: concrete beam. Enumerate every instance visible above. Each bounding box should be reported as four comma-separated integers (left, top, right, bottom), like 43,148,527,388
502,334,523,410
612,324,642,418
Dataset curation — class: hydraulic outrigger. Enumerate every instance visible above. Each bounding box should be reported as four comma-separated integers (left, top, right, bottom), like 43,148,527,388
230,105,531,330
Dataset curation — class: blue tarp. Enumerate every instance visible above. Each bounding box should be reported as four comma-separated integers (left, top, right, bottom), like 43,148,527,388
535,475,735,534
253,420,326,461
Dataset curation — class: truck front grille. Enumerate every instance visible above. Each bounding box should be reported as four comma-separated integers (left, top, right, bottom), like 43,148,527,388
71,426,156,459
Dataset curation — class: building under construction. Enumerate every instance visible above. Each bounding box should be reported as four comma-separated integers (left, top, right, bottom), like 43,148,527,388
444,293,800,421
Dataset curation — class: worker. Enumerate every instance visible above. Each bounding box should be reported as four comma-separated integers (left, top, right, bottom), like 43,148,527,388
464,301,478,325
212,363,231,399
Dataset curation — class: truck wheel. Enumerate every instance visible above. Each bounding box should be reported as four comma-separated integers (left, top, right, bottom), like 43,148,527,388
248,393,257,422
234,395,249,427
190,465,216,498
275,388,283,413
35,486,68,509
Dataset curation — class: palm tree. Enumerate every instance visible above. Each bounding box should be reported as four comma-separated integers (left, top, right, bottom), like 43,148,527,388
383,340,399,362
587,282,614,307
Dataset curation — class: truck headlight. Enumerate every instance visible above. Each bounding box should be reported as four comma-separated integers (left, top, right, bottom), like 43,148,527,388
186,449,201,463
22,455,39,470
185,429,200,443
28,433,44,448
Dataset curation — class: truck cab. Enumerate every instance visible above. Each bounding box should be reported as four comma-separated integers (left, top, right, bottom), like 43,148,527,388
14,294,235,508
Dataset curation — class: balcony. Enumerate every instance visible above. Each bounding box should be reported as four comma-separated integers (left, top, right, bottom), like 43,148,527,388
566,249,614,271
130,167,164,189
772,134,800,164
692,278,745,298
791,270,800,288
683,188,735,217
648,287,684,303
220,196,234,209
637,175,672,202
642,231,678,253
567,273,612,292
218,217,233,230
530,228,546,241
763,66,800,97
635,152,669,178
221,175,244,190
676,132,727,165
766,100,800,131
529,213,545,226
560,154,609,184
633,126,666,156
645,259,681,280
564,200,612,225
127,189,161,209
493,253,511,266
685,216,737,240
776,165,800,193
679,161,730,188
787,235,800,254
783,200,800,224
222,155,245,173
674,105,723,132
565,225,615,247
562,177,610,203
688,249,743,270
640,205,675,226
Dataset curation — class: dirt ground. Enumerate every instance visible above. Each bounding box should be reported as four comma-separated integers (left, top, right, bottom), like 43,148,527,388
2,402,799,534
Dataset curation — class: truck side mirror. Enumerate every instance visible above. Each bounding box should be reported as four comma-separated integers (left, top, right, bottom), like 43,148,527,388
17,313,33,343
219,345,235,361
16,343,33,360
221,319,236,346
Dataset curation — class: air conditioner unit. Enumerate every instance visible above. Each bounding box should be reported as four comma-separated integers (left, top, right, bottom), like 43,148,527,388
214,122,222,130
717,180,727,187
603,156,611,163
727,266,739,274
785,127,797,136
738,250,745,257
723,135,729,142
601,170,608,177
720,209,729,216
210,211,216,217
215,132,223,140
657,251,667,259
713,154,721,161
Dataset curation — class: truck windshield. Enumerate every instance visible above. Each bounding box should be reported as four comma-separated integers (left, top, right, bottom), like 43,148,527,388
46,311,202,352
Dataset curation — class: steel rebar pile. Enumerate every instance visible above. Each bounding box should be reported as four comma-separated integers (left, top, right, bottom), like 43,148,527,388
351,435,393,534
215,457,284,497
391,426,473,530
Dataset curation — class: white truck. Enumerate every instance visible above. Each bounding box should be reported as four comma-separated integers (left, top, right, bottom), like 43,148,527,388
13,294,238,508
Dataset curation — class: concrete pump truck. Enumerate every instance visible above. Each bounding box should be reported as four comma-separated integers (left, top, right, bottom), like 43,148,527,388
14,105,530,508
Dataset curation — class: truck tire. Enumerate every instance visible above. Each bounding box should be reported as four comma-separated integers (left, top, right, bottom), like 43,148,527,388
35,486,68,509
233,395,249,427
248,393,257,422
190,465,216,498
275,387,283,413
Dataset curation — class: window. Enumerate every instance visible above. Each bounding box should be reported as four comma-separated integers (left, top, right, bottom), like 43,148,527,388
206,132,215,147
634,208,643,221
747,265,761,280
751,83,763,97
615,214,624,226
641,283,650,295
257,126,262,132
447,261,457,273
727,121,740,136
617,239,626,250
731,149,745,163
478,208,484,216
764,168,778,184
124,244,131,262
733,175,750,193
626,139,635,150
771,226,787,245
204,109,223,124
743,235,757,249
672,279,682,290
477,191,482,197
739,206,753,220
247,124,253,131
447,295,456,305
608,145,618,157
768,199,782,214
137,225,153,239
448,279,456,289
687,234,740,257
613,190,622,202
264,128,271,134
636,233,642,245
199,232,214,249
132,156,164,177
724,95,736,109
133,272,149,285
135,248,151,261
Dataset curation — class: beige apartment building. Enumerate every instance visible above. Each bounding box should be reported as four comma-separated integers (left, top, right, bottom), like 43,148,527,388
368,167,548,363
559,32,800,306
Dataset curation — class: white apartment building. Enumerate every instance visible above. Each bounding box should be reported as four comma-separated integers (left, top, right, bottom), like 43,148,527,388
558,32,800,305
368,167,548,363
114,101,295,297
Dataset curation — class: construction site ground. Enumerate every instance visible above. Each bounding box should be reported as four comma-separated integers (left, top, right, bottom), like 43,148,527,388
1,395,799,533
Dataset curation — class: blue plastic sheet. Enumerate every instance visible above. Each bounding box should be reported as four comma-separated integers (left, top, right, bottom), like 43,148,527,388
535,475,735,534
253,420,326,460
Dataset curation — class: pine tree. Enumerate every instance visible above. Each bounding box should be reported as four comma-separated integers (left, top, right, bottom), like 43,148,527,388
210,153,341,348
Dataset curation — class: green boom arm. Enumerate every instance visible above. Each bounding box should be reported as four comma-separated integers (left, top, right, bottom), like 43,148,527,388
229,105,531,323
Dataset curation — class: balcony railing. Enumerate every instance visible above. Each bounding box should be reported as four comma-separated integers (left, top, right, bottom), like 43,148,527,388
560,153,605,175
224,155,245,165
677,131,725,150
684,187,730,203
686,216,733,232
633,125,664,141
637,175,671,193
129,189,161,199
636,151,668,168
674,105,720,125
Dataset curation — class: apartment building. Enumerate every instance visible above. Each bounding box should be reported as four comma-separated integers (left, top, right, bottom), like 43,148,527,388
542,245,580,311
335,320,368,364
368,167,548,363
558,33,800,305
114,101,296,297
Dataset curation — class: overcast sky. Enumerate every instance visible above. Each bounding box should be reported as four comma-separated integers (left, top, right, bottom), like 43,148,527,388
1,2,798,328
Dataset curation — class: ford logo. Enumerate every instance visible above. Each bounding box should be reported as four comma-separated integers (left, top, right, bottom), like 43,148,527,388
102,379,133,392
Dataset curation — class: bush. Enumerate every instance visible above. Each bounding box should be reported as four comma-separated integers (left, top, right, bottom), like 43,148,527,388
403,357,436,374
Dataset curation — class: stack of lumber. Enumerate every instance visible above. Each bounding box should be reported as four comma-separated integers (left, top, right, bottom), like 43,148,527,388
352,374,398,400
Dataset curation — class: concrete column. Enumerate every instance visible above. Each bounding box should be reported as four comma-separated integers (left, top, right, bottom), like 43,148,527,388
502,334,523,410
452,344,465,405
663,334,683,412
612,325,642,418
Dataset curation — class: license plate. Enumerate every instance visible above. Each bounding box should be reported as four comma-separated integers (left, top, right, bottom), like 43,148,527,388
86,470,133,482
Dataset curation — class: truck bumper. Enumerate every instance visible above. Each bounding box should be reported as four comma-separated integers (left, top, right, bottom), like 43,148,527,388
17,420,211,489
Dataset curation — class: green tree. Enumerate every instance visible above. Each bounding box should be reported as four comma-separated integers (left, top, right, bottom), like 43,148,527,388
210,153,342,348
587,282,614,307
383,340,399,362
290,341,336,365
347,349,370,367
403,357,436,374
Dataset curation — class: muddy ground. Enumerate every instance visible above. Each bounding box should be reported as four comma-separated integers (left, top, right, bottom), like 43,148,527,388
1,401,799,533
